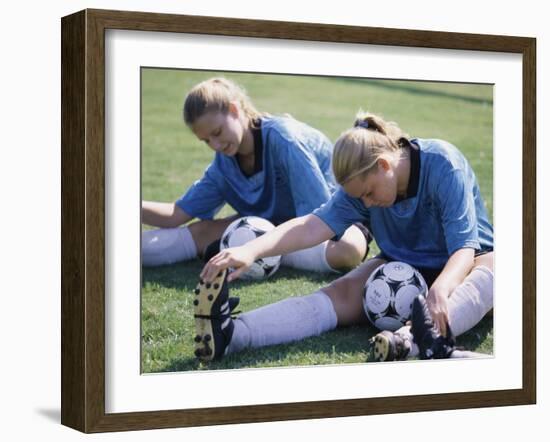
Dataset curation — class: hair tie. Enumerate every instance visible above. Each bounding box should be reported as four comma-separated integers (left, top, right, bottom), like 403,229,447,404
355,119,369,130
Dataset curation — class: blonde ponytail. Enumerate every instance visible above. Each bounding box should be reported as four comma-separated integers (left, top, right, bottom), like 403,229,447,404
333,111,409,184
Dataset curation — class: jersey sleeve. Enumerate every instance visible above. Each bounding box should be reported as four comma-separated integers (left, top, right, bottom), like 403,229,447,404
175,165,225,220
278,135,333,216
312,189,368,240
435,168,480,255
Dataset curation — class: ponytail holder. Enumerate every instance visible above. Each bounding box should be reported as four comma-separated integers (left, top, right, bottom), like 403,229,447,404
355,119,369,130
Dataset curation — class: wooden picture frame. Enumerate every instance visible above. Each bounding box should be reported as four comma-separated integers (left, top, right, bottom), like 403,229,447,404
61,8,536,433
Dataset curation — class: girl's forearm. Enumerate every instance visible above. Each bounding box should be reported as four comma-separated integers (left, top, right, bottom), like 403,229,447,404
142,201,191,227
431,248,475,295
251,214,334,259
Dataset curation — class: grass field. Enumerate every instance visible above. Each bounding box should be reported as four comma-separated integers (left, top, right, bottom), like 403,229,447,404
141,69,494,373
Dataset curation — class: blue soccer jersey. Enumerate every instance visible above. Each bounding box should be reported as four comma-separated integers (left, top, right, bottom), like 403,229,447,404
313,139,494,269
176,116,336,225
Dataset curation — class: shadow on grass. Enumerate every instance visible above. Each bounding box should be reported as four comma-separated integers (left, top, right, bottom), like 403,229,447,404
456,315,493,354
141,260,338,292
142,261,203,292
151,314,494,373
157,324,378,373
331,77,493,106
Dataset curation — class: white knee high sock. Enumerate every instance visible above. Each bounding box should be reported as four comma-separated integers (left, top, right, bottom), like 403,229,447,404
280,241,337,273
447,265,494,336
394,265,494,358
141,227,197,267
227,291,338,354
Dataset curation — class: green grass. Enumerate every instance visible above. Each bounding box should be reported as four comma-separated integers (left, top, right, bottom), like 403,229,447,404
141,69,493,373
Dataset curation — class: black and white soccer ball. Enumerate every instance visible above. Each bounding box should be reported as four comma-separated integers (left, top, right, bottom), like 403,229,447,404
363,261,428,331
220,216,281,280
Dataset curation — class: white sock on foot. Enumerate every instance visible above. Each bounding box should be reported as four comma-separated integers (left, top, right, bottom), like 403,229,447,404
142,226,197,266
281,241,336,273
448,265,494,336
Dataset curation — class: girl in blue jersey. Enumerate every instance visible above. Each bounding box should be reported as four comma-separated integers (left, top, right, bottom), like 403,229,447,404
142,78,368,273
196,111,494,362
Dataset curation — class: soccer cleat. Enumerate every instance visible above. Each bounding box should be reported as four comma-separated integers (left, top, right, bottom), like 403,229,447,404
227,296,240,313
202,239,221,263
193,269,235,362
410,295,455,359
370,330,410,362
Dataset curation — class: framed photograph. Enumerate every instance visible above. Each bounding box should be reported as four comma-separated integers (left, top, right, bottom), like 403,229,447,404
61,9,536,433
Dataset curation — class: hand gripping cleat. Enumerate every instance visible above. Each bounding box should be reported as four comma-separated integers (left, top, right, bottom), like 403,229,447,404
410,295,456,359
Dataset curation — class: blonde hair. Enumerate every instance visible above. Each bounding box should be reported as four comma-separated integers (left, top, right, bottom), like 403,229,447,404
332,111,410,184
183,77,264,126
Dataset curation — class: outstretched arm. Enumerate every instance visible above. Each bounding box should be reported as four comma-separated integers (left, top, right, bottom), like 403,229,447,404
201,214,335,282
142,201,192,228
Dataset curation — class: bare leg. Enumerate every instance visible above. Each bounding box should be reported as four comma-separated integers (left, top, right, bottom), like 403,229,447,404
187,215,238,258
221,257,386,356
474,251,494,271
322,258,386,326
325,224,368,271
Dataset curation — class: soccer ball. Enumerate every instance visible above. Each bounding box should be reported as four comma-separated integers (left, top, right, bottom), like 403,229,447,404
363,261,428,331
220,216,281,280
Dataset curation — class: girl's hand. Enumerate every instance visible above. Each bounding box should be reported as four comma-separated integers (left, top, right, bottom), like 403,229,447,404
425,248,475,338
200,246,256,283
426,286,451,337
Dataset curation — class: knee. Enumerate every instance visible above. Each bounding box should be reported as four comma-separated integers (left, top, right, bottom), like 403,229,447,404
187,219,213,237
474,251,494,272
186,220,217,256
326,238,365,270
187,218,236,257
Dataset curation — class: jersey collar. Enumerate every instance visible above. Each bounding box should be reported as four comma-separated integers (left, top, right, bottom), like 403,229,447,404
394,139,420,203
